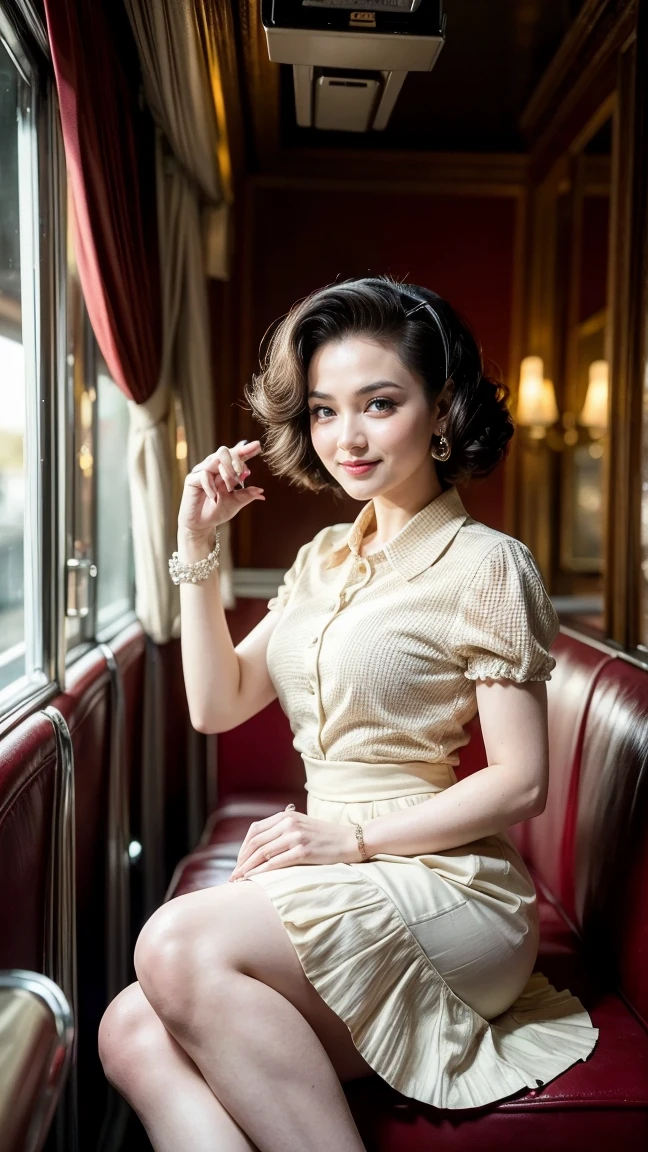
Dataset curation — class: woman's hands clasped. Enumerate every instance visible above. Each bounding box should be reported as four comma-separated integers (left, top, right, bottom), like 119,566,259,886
178,438,266,539
229,806,360,880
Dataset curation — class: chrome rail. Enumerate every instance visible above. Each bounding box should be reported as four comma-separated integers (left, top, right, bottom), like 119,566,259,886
43,706,78,1152
0,969,73,1152
96,643,133,1152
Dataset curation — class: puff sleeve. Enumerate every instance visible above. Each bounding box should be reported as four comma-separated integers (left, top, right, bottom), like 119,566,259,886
267,537,314,613
454,539,560,683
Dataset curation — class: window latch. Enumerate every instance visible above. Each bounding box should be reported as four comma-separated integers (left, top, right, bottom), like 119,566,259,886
66,557,97,618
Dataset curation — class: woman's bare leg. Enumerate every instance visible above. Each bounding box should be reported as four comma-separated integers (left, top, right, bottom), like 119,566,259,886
133,881,371,1152
98,981,259,1152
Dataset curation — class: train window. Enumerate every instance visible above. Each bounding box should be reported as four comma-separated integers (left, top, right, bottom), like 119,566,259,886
0,21,44,704
95,353,135,633
64,204,134,653
65,209,97,652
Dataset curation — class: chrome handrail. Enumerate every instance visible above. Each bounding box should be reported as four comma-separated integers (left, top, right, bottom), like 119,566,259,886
43,705,78,1152
0,969,73,1152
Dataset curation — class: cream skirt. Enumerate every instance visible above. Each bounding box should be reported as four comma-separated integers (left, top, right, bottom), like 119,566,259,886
245,760,599,1110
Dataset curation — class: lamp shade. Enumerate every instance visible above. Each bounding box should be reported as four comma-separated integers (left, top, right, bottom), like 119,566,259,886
516,356,559,426
578,359,608,428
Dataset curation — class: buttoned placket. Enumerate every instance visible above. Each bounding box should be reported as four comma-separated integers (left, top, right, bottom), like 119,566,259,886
304,551,374,758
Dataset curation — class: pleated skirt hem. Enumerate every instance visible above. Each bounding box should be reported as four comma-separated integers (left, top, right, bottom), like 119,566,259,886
244,862,599,1111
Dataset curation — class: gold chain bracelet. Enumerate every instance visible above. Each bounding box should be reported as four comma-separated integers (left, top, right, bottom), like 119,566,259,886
353,822,370,862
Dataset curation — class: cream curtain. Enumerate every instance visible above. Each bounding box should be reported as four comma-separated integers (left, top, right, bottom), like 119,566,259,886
124,0,235,638
121,0,234,645
128,375,181,643
128,135,235,642
124,0,232,277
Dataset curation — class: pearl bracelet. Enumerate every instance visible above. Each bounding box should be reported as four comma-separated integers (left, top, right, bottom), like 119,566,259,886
169,530,221,585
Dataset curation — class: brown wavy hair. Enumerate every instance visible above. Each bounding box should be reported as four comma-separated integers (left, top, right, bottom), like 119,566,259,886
244,275,515,495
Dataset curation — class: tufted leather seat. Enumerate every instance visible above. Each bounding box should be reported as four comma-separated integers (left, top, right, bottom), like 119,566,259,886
166,629,648,1150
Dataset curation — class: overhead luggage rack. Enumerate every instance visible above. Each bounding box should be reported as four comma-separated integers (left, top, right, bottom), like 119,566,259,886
261,0,446,131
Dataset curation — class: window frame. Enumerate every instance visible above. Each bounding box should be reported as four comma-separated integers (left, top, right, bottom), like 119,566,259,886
64,280,99,658
0,4,67,732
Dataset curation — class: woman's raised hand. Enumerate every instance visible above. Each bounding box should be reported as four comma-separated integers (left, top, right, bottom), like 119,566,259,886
178,439,265,538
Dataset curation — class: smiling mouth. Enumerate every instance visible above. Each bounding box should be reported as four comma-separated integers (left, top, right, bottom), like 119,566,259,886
340,460,380,471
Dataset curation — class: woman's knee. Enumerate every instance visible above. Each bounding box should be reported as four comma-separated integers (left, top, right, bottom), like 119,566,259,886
134,904,192,1008
133,898,230,1037
98,982,162,1090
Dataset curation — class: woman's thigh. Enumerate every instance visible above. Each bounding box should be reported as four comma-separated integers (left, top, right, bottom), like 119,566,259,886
136,880,375,1084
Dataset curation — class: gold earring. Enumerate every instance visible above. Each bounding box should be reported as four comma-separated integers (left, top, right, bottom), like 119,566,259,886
430,432,451,462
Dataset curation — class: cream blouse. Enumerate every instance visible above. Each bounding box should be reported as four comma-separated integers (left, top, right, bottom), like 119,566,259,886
266,485,560,770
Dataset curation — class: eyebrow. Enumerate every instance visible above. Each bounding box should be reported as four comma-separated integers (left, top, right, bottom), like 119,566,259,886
308,380,407,401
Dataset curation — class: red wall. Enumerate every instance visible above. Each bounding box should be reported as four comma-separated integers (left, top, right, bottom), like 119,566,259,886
579,195,609,323
237,184,518,568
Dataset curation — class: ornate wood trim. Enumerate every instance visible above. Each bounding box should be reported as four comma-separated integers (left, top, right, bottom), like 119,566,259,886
521,0,635,134
254,150,528,195
605,21,648,649
505,191,529,542
521,0,635,180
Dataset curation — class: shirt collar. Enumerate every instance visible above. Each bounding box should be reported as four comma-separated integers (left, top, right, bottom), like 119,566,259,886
327,485,470,582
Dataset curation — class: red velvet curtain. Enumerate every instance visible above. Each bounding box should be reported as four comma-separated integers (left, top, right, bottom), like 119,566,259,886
44,0,161,402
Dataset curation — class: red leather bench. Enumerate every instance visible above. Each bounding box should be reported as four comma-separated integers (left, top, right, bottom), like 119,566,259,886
167,630,648,1150
0,708,76,1150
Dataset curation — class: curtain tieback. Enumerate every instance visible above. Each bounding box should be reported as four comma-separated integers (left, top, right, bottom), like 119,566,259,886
128,376,171,433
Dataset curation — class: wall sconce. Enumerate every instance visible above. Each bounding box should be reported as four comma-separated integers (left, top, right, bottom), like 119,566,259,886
578,359,608,435
516,356,559,439
516,355,609,456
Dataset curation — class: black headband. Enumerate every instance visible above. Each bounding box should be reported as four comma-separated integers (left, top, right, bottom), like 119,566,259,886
399,288,488,443
400,291,451,384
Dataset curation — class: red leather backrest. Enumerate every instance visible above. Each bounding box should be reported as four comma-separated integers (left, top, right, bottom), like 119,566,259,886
110,621,146,808
570,657,648,1025
217,600,315,802
52,650,112,1149
0,713,58,971
154,639,195,872
54,651,112,925
218,699,306,799
524,634,615,907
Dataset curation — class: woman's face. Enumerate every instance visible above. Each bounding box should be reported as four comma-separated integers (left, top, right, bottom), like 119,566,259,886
307,336,441,502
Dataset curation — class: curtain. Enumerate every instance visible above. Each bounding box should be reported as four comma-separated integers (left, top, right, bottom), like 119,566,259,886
123,0,236,608
45,0,234,640
43,0,161,402
123,0,233,278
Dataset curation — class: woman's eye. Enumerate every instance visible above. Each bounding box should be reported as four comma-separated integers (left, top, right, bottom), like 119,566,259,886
308,398,396,419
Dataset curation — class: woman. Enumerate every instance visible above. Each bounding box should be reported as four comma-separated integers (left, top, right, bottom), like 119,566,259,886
99,277,598,1152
